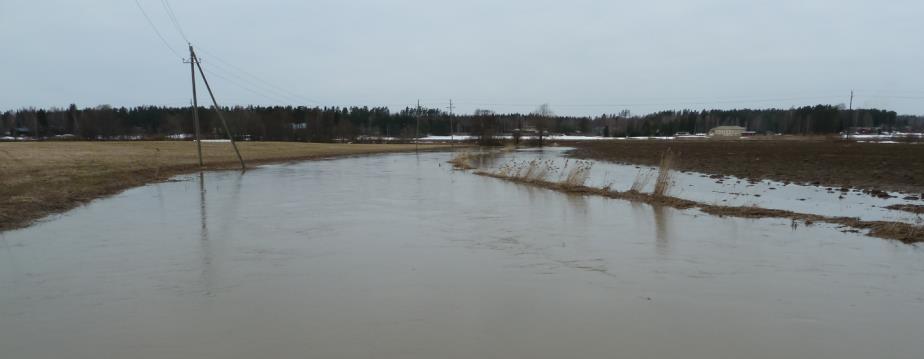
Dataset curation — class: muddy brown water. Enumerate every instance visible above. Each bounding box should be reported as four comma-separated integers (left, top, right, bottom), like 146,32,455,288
2,151,923,359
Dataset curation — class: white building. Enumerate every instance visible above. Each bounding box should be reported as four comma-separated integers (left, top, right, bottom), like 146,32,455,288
709,126,746,137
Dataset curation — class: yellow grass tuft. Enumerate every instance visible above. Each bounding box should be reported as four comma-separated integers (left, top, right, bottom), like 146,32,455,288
653,148,676,197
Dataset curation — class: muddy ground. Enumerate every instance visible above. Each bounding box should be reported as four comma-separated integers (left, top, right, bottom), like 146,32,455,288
566,139,924,195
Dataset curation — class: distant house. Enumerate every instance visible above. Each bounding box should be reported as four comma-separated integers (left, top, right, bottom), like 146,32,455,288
709,126,746,137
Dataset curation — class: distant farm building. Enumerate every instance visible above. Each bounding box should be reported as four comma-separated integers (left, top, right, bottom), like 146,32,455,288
709,126,746,137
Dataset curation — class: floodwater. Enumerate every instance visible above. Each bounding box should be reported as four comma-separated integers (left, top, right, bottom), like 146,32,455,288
481,147,924,224
2,151,923,359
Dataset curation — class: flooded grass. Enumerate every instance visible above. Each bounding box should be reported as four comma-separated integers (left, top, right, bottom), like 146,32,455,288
886,203,924,214
0,141,455,232
477,158,924,244
652,148,675,197
448,152,477,170
567,139,924,195
630,169,655,193
562,160,593,187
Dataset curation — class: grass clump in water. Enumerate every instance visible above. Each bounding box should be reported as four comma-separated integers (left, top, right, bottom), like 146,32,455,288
448,152,476,170
653,148,676,197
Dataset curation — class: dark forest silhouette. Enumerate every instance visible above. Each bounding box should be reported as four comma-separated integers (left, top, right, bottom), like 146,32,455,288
2,104,920,142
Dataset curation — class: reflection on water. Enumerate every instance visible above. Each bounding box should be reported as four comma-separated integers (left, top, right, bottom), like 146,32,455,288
1,151,923,359
652,205,671,256
199,172,209,242
197,172,213,296
480,147,924,224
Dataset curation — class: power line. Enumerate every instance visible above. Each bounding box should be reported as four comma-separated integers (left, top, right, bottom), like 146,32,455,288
133,0,181,58
196,47,322,104
453,95,845,109
203,59,315,105
160,0,189,43
199,59,329,106
856,94,924,100
201,67,295,105
136,2,305,105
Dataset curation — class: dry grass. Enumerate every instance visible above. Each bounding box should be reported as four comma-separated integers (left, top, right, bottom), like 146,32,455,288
519,159,554,182
630,169,655,193
448,152,476,170
477,159,924,244
562,160,593,187
886,204,924,214
0,141,454,231
492,159,560,182
653,148,676,197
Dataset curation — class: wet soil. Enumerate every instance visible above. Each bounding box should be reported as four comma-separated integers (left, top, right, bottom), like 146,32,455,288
566,140,924,195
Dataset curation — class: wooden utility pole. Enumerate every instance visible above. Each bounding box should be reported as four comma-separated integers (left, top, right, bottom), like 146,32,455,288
189,45,246,170
186,44,203,167
447,99,455,147
416,99,421,153
848,90,856,140
849,90,854,110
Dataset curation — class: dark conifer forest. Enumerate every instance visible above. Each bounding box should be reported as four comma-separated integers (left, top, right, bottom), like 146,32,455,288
2,104,921,141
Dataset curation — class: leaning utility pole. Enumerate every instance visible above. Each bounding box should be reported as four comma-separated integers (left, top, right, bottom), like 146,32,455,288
188,45,246,170
185,45,203,167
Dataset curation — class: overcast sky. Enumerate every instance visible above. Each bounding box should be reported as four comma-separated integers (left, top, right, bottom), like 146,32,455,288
1,0,922,115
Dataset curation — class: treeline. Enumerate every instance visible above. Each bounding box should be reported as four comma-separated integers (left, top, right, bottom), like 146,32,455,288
604,106,912,137
2,104,921,141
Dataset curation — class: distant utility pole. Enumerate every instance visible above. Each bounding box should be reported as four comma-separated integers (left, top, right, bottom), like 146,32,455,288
447,99,455,147
187,44,246,170
849,90,854,110
185,45,203,167
416,99,421,153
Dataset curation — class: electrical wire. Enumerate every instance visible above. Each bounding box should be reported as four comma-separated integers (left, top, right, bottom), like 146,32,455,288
202,67,297,105
202,59,314,105
160,0,189,43
135,2,915,112
133,0,326,107
197,47,322,104
453,96,845,109
133,0,181,58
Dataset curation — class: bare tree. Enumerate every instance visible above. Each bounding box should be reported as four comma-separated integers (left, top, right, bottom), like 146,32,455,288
472,109,500,145
531,103,554,146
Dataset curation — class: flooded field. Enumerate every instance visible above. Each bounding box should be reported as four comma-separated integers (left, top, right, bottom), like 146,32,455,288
486,148,924,224
2,151,924,358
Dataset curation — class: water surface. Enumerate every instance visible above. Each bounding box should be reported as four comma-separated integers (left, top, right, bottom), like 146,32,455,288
2,151,923,358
